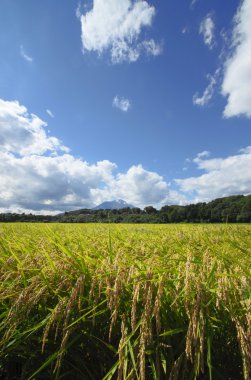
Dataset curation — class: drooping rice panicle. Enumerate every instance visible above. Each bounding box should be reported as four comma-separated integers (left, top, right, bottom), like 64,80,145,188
0,223,250,379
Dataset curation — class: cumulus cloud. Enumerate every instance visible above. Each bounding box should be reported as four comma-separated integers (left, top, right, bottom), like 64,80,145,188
20,45,33,62
91,164,186,208
176,148,251,202
0,99,68,156
113,96,131,112
79,0,162,63
222,0,251,118
199,14,215,49
92,165,167,207
0,152,117,213
2,99,249,214
0,98,179,213
193,69,220,106
239,146,251,154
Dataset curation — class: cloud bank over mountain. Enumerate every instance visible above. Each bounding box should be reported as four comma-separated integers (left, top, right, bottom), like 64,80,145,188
1,99,250,214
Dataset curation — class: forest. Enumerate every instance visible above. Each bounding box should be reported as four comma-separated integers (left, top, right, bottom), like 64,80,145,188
0,194,250,223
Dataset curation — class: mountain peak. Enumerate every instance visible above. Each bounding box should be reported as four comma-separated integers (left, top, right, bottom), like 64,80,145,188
92,199,134,210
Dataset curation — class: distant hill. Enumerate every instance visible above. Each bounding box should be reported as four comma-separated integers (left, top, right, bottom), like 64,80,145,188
0,194,250,223
92,199,134,210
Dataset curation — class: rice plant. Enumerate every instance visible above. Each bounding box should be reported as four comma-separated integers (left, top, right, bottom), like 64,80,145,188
0,223,250,379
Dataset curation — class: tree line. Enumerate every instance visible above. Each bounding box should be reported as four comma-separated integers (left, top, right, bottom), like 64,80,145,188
1,194,250,223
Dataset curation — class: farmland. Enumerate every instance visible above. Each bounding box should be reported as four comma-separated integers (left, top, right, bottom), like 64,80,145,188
0,223,250,379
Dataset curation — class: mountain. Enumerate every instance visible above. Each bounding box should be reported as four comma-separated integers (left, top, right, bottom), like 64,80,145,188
92,199,135,210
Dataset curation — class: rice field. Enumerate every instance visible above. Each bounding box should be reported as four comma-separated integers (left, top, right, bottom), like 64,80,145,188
0,223,250,380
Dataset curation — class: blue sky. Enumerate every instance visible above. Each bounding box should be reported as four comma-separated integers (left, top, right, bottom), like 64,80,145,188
0,0,251,213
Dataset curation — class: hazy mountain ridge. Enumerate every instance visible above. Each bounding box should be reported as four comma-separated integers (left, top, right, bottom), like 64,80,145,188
92,199,134,210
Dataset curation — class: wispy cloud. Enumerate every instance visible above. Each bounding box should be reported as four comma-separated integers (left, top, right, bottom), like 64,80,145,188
20,45,33,62
181,27,189,35
76,3,81,19
46,109,55,118
113,96,131,112
190,0,199,9
193,69,220,107
199,14,216,49
194,151,210,161
141,39,163,57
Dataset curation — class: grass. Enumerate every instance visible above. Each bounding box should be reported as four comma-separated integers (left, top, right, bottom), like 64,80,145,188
0,223,250,379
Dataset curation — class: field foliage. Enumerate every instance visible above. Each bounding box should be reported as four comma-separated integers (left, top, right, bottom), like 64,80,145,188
0,223,250,379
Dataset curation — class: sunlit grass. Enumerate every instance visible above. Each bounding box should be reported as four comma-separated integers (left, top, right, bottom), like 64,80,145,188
0,223,250,379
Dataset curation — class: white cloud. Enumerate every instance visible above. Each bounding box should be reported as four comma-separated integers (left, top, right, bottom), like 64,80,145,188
141,39,163,56
112,96,131,112
91,164,185,208
2,99,250,214
20,45,33,62
193,69,220,106
79,0,162,63
46,109,55,118
0,98,181,213
0,99,68,156
0,151,117,213
76,3,82,19
195,150,210,160
239,146,251,154
94,165,168,207
222,0,251,118
176,148,251,202
181,27,189,35
199,14,215,49
190,0,198,9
